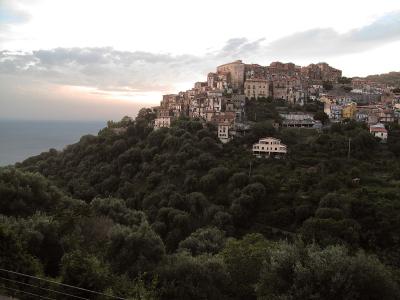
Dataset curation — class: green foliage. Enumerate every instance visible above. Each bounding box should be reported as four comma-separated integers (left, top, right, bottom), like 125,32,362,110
313,110,329,124
0,222,43,276
157,252,231,300
0,168,65,216
221,234,274,299
245,98,281,122
338,76,352,84
107,221,165,277
178,227,226,255
2,111,400,299
61,250,111,292
256,242,399,300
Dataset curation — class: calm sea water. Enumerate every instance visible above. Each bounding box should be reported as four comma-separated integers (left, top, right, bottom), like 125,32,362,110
0,120,105,166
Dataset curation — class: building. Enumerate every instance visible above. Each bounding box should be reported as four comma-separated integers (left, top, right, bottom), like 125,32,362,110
267,62,299,76
342,102,357,119
301,62,342,82
244,78,269,99
377,109,395,123
154,116,172,129
218,122,232,143
154,108,174,129
217,60,245,92
272,79,288,100
280,112,321,128
324,102,342,121
370,123,388,142
213,112,236,143
252,137,287,158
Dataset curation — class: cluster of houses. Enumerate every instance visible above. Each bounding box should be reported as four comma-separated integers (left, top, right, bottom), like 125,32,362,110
321,88,400,142
151,60,399,154
154,60,342,143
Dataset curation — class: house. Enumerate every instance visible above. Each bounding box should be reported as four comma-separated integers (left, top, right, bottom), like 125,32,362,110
154,116,172,129
244,78,269,99
154,108,174,129
279,112,317,128
252,137,287,158
342,102,357,119
377,109,395,123
369,123,388,142
218,122,232,144
324,102,342,121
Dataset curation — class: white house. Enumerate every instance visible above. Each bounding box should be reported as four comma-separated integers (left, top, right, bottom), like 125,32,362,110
369,123,388,142
218,123,232,143
252,137,287,158
154,116,172,129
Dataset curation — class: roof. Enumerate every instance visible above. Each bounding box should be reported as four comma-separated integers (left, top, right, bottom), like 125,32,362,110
259,137,281,142
370,127,387,133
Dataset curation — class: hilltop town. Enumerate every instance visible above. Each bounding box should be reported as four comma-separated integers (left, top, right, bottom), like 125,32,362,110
152,60,400,144
8,60,400,300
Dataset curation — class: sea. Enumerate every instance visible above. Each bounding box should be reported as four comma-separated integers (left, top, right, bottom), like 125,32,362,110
0,120,105,166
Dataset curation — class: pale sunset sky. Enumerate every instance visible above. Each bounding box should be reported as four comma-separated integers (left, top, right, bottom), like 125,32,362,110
1,0,400,120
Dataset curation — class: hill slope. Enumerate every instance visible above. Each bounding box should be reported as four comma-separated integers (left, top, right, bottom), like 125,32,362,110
2,109,400,299
364,71,400,87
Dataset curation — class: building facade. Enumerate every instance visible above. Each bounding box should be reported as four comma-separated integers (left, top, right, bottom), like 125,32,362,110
252,137,287,158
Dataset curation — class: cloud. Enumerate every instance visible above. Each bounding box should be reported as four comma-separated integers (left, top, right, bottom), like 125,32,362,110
0,10,399,97
0,46,236,93
267,10,400,58
216,37,265,58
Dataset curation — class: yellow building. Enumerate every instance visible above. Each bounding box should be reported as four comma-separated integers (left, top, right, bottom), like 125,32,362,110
245,78,269,99
342,102,357,119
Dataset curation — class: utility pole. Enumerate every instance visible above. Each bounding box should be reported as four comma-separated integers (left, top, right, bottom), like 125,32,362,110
248,160,252,177
347,137,351,159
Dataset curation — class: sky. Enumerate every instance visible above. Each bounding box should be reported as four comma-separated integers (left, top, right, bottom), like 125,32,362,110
1,0,400,121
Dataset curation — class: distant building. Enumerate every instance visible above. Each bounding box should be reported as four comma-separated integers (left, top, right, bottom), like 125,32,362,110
370,123,388,142
252,137,287,158
280,112,321,128
217,60,245,92
342,102,357,119
218,122,232,143
244,78,269,99
154,116,172,129
154,108,174,129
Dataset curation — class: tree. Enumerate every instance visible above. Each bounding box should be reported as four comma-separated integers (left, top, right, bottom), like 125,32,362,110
0,223,43,277
0,168,64,217
107,221,165,277
338,76,352,84
157,252,231,300
313,111,329,124
61,250,111,294
178,227,226,255
256,242,399,300
221,234,273,300
323,81,334,91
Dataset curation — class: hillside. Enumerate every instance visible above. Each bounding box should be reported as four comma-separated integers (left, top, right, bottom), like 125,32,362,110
2,105,400,299
364,71,400,87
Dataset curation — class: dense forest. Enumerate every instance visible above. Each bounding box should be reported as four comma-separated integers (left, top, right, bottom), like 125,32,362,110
2,99,400,299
